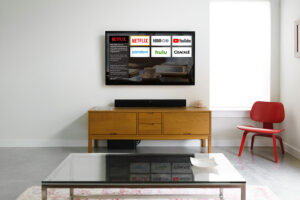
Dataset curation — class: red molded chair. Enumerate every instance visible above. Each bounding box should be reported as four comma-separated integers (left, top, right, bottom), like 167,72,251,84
237,101,285,163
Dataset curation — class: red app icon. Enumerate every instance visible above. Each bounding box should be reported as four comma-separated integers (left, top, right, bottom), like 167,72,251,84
173,38,179,43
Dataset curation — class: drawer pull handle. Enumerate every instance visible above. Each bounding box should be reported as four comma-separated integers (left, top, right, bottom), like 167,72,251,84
184,133,192,135
140,123,156,125
109,133,117,135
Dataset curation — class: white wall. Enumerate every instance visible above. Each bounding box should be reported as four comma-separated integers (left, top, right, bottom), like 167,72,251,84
280,0,300,159
0,0,279,147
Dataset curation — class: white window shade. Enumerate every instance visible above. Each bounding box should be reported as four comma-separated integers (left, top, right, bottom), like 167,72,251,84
209,0,271,109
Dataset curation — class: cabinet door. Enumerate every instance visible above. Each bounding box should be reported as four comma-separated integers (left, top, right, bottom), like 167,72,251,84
89,112,136,135
163,113,210,135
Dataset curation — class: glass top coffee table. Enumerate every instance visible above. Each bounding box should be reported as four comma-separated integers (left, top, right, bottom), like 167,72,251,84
42,153,246,200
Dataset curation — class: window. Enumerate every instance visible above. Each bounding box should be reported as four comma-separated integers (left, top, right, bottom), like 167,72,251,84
209,0,271,109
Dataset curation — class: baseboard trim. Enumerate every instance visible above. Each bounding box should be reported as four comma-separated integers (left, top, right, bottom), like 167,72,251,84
0,139,273,147
210,139,273,147
283,142,300,159
0,139,89,147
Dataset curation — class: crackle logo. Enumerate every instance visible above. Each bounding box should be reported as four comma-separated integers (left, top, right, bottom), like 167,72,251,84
172,47,192,57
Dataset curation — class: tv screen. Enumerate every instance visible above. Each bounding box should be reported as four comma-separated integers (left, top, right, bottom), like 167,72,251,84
105,31,195,85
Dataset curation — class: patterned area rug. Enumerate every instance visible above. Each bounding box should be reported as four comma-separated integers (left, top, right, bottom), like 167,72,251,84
17,185,279,200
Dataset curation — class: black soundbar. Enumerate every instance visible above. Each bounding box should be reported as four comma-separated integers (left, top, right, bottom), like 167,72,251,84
115,99,186,107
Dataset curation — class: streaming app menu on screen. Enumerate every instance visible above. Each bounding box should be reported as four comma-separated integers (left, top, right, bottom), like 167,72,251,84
129,35,192,57
107,32,194,83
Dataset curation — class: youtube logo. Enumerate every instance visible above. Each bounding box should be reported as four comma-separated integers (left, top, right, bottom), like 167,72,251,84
172,36,192,46
173,38,179,43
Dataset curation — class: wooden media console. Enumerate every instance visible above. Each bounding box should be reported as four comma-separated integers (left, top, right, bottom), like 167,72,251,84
88,107,211,153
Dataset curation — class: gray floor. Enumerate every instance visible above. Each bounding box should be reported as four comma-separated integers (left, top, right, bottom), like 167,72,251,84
1,146,300,200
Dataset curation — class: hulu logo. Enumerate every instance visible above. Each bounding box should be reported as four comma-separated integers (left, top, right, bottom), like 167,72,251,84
155,50,167,55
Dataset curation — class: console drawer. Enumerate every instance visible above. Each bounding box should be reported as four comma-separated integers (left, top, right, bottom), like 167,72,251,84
138,123,162,135
138,112,162,124
89,112,136,135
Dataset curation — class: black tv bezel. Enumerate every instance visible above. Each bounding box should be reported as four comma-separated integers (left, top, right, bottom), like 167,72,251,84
105,31,195,85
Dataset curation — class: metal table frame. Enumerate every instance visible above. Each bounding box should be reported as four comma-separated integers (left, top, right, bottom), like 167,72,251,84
42,182,246,200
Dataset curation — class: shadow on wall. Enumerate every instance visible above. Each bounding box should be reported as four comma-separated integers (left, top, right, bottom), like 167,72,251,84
49,35,112,148
99,35,106,86
53,112,105,147
281,110,298,145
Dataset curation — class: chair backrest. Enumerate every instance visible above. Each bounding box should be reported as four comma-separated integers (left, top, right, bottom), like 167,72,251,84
250,101,285,125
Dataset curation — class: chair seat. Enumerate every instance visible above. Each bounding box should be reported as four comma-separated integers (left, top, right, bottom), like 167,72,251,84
237,125,284,134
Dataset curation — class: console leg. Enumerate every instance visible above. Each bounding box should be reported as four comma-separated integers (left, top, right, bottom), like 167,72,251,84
94,140,98,148
208,136,212,153
88,137,92,153
201,139,206,147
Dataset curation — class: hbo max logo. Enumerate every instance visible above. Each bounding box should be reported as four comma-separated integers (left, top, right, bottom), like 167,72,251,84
151,36,171,46
153,39,169,43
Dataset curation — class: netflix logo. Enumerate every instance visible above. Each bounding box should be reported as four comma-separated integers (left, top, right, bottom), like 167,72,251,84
130,35,150,46
109,36,129,43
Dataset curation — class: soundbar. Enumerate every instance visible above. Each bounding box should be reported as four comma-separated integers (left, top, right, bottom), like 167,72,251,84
115,99,186,107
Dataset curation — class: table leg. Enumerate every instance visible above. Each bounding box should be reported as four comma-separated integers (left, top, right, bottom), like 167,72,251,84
42,186,47,200
70,188,74,200
241,184,246,200
94,140,98,148
88,137,92,153
219,188,224,200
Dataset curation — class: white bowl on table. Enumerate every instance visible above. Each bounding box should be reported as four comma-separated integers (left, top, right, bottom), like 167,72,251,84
190,157,218,168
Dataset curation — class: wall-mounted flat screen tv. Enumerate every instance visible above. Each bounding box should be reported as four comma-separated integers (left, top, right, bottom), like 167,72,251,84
105,31,195,85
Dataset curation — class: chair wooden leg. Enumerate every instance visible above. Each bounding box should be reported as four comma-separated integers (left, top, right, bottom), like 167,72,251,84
251,134,256,150
239,131,248,157
276,136,285,154
272,135,278,163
